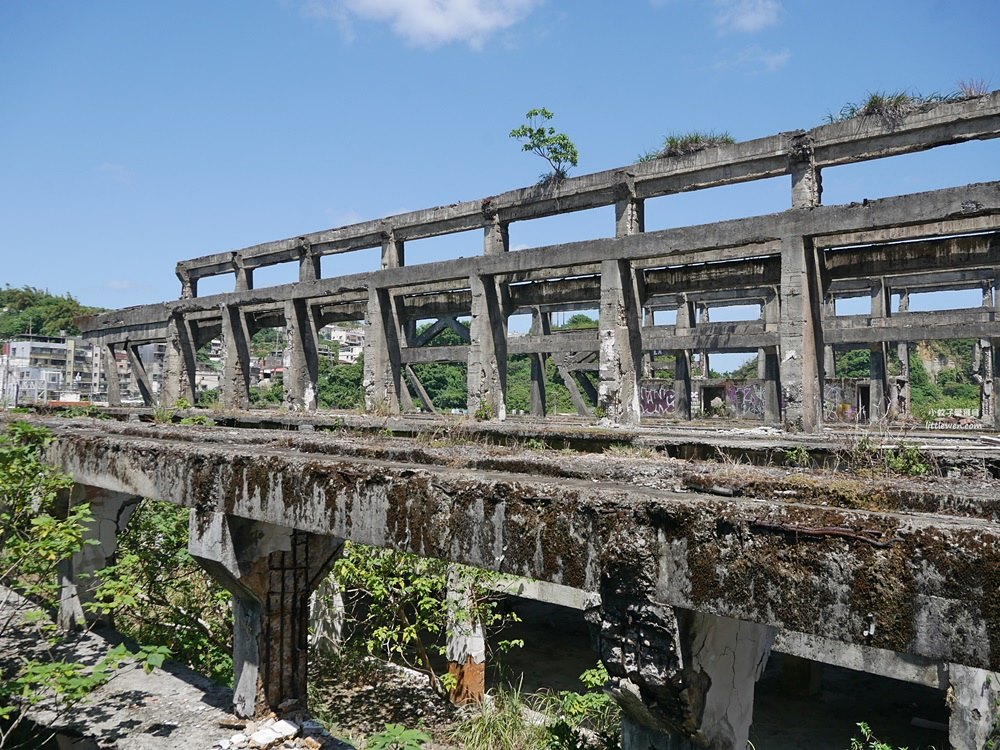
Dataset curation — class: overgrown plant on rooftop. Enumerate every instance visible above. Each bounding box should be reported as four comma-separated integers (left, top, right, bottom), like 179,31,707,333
825,81,991,129
637,131,735,163
509,108,579,185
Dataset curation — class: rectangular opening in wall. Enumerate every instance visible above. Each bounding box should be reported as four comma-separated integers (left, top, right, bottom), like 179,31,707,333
507,313,533,336
650,308,677,326
402,228,482,265
247,325,285,409
194,274,236,298
252,260,299,290
407,362,468,415
702,303,761,322
834,296,871,316
820,139,1000,207
643,176,788,232
316,319,365,410
321,246,381,278
905,288,984,312
507,206,614,252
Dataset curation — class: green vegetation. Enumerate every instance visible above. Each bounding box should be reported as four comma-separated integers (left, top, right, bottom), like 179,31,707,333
329,543,521,698
0,422,167,747
825,82,990,128
638,131,735,162
450,665,621,750
510,108,580,184
0,286,103,339
367,723,431,750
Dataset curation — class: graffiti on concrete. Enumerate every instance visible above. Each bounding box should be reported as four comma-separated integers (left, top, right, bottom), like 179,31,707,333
640,380,677,416
729,382,765,418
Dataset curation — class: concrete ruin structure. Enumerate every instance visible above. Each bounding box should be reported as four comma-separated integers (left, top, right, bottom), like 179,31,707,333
33,92,1000,748
83,92,1000,431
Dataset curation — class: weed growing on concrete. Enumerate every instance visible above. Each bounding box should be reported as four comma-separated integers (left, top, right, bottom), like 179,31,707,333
826,89,963,129
178,415,215,426
638,131,735,162
957,78,991,98
782,445,810,468
151,406,174,423
604,444,655,459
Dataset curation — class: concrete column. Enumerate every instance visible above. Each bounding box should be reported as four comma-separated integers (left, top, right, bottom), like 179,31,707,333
160,314,198,408
309,573,345,659
589,598,775,750
947,663,1000,750
363,286,402,414
467,274,507,421
870,280,890,421
446,567,486,705
822,297,836,377
58,486,140,630
298,242,320,282
484,213,509,256
188,511,344,718
989,340,1000,430
529,308,549,417
221,305,253,410
778,236,823,431
615,196,645,238
282,299,319,411
598,259,643,425
234,257,253,292
675,297,695,420
790,133,822,209
177,269,197,299
102,343,122,407
897,291,911,417
760,292,781,424
381,231,404,269
697,305,710,378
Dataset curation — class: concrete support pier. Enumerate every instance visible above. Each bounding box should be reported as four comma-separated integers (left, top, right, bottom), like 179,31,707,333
445,567,486,705
589,595,775,749
58,486,140,630
599,259,643,425
188,511,343,717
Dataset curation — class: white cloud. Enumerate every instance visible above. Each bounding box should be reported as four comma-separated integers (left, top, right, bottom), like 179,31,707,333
714,45,790,73
305,0,542,49
713,0,782,33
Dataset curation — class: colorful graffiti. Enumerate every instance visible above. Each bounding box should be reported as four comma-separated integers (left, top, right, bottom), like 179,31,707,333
640,381,677,416
729,382,765,418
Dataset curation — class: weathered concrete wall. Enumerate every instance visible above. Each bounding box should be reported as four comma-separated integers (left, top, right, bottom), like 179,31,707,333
41,421,1000,674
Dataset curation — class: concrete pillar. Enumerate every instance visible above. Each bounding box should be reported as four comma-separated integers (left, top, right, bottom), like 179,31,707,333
822,297,836,377
947,663,1000,750
58,486,140,630
160,314,198,408
897,291,911,417
760,292,781,424
778,236,823,431
467,274,507,421
363,286,402,414
697,305,710,378
188,511,344,718
589,598,775,750
381,231,404,269
790,133,822,209
484,213,509,256
102,343,121,407
869,280,890,421
598,259,643,425
675,297,695,420
298,242,320,282
221,305,253,410
988,340,1000,430
615,196,645,238
282,299,319,411
177,269,197,299
234,257,253,292
529,308,549,417
446,567,486,705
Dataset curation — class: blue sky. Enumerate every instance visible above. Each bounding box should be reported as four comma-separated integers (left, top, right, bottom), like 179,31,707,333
2,0,999,311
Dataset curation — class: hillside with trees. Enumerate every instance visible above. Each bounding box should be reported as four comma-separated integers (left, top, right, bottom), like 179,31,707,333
0,286,102,338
